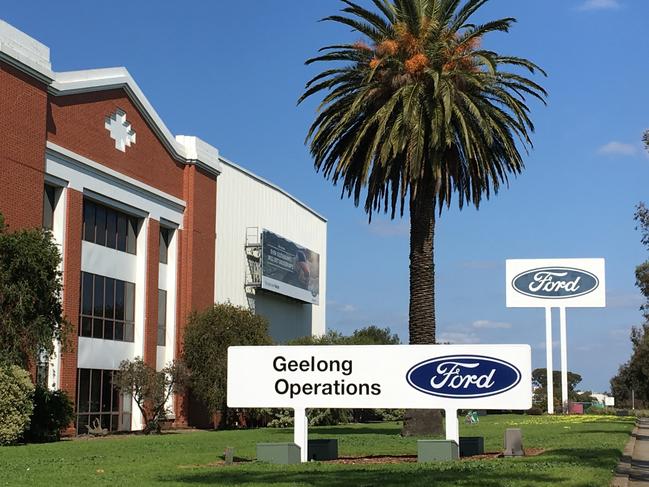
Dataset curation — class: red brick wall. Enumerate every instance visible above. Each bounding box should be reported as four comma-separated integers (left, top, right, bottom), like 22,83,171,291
144,219,160,368
59,189,83,412
174,165,217,426
0,61,48,229
47,89,185,199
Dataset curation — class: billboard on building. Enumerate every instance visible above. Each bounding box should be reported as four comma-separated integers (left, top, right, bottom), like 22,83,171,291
261,230,320,305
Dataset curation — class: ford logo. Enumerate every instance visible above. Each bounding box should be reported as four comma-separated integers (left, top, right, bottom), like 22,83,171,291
512,267,599,299
406,355,521,398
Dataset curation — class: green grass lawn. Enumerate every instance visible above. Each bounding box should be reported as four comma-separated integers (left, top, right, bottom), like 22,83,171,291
0,414,633,486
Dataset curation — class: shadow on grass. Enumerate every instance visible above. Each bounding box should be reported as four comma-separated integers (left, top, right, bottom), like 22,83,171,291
159,466,561,486
574,428,633,435
310,427,404,436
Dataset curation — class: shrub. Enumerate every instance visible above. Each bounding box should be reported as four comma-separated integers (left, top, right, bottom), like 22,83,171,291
0,216,68,368
183,303,272,428
0,366,34,445
526,406,543,416
24,386,74,442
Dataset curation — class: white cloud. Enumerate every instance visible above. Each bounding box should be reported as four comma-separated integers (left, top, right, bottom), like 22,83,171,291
577,0,621,11
472,320,512,329
597,141,638,156
328,301,358,313
439,331,480,344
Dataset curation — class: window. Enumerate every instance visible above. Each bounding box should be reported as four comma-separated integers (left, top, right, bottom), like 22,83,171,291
157,289,167,346
79,272,135,342
82,199,138,254
159,227,171,264
76,368,131,434
43,185,56,230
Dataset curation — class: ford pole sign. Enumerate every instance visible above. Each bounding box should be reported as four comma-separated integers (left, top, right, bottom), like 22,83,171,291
506,259,606,308
406,355,521,399
512,267,599,299
228,344,532,410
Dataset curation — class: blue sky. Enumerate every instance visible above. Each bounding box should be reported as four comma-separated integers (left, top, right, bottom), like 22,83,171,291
5,0,649,392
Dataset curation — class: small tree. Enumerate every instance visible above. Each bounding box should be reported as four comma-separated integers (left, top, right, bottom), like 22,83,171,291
114,358,188,434
183,303,272,428
288,325,400,345
286,326,402,424
610,198,649,406
0,213,68,368
532,368,583,411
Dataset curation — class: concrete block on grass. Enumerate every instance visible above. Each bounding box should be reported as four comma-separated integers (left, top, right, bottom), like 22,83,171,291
308,439,338,461
459,437,485,457
417,440,459,462
503,428,524,456
256,443,301,464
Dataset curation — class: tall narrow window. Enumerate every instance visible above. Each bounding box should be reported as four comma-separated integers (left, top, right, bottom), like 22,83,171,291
43,185,56,230
157,289,167,346
159,228,171,264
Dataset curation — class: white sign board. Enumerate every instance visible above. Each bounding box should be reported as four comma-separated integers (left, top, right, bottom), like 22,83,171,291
228,345,532,410
506,258,606,308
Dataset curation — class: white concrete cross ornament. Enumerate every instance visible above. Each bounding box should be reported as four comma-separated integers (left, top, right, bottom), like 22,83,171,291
105,109,136,152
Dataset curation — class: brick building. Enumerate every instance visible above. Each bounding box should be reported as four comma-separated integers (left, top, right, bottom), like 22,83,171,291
0,20,326,432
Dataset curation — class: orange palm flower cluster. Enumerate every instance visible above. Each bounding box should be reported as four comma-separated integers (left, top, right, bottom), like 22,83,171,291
443,36,481,73
405,53,429,74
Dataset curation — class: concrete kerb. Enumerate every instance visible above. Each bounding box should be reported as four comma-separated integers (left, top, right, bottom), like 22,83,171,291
613,419,649,487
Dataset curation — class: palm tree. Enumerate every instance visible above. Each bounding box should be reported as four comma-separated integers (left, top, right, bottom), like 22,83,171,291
299,0,546,432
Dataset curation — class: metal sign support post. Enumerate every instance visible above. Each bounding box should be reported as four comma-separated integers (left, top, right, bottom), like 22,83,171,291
559,307,568,413
545,307,554,415
294,407,308,463
445,409,459,445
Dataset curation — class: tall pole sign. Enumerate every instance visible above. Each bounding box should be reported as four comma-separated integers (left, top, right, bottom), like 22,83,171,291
506,259,606,414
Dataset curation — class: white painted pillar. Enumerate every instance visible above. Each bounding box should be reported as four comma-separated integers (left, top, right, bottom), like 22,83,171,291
294,407,308,463
445,409,459,445
560,307,568,414
545,307,554,414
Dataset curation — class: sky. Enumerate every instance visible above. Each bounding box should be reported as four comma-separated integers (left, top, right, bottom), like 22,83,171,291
4,0,649,392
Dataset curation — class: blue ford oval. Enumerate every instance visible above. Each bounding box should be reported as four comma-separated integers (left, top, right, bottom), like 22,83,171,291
406,355,521,398
512,267,599,299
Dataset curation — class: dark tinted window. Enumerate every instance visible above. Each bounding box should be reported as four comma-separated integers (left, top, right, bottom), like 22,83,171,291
83,199,138,255
43,186,56,230
79,272,135,343
159,228,171,264
76,368,125,434
157,289,167,346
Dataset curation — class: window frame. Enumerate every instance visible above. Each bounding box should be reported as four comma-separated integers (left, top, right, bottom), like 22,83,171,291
79,272,135,343
82,199,139,255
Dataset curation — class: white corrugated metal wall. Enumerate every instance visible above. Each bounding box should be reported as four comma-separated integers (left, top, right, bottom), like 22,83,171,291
214,159,327,341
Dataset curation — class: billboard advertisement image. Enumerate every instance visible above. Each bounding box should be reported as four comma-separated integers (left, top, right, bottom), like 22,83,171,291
261,230,320,304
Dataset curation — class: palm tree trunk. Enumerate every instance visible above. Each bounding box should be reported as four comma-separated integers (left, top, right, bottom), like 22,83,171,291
408,186,436,344
401,184,444,436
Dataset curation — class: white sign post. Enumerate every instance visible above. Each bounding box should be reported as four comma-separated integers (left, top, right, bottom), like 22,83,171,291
506,258,606,414
228,344,532,462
